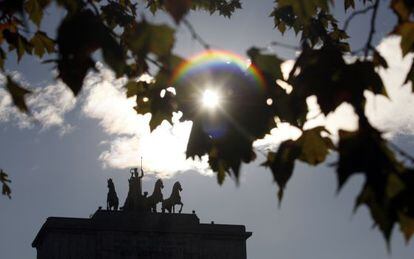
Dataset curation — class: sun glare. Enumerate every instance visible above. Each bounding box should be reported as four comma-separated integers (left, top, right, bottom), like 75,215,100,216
201,89,220,109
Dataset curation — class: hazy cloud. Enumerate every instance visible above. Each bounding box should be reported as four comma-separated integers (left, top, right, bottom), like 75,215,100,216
81,65,210,177
255,36,414,152
1,37,413,176
0,74,76,134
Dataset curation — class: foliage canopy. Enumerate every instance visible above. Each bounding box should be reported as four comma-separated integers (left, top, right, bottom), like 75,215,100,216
1,0,414,245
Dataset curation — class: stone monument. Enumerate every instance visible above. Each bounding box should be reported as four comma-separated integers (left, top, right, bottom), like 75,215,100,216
32,167,252,258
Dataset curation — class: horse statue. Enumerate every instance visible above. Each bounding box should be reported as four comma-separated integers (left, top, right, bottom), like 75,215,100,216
162,181,183,213
146,179,164,212
107,178,119,211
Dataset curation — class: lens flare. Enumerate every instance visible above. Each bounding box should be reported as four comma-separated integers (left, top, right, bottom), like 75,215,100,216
201,89,220,109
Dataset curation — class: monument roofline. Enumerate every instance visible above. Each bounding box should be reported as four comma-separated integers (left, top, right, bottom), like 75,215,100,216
32,210,252,248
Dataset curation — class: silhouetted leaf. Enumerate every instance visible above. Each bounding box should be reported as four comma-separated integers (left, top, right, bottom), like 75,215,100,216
373,50,388,68
123,20,175,58
165,0,191,23
24,0,50,26
297,126,334,165
344,0,355,11
399,212,414,242
3,30,33,62
57,10,125,95
247,47,283,82
394,22,414,56
263,140,300,203
0,47,6,70
30,31,55,58
191,0,242,17
391,0,414,22
0,169,11,198
125,80,149,98
6,75,31,113
277,0,330,25
404,58,414,89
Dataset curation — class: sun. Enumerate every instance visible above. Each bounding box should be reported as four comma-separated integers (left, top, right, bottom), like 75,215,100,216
201,89,220,109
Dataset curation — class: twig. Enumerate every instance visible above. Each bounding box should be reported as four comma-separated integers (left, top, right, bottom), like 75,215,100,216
145,56,163,72
269,41,300,51
388,141,414,165
88,0,100,16
343,5,374,32
364,0,380,58
182,18,210,50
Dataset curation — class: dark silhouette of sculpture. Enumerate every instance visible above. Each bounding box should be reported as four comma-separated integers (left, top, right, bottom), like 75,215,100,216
162,181,183,213
106,178,119,211
146,179,164,212
121,167,145,211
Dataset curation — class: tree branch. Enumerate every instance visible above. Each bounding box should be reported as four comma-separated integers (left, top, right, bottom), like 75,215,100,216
269,41,300,51
182,18,210,50
388,141,414,165
343,4,374,32
364,0,380,58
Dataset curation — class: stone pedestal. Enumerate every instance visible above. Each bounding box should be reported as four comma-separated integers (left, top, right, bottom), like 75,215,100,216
32,210,251,259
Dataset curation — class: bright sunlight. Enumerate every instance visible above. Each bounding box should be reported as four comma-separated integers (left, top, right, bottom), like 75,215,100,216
201,89,220,109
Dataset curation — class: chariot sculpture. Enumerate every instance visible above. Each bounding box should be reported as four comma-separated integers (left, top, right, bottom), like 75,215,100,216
106,165,183,213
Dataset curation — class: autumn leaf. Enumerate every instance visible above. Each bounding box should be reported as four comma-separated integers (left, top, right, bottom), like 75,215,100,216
373,50,388,68
297,127,334,165
394,22,414,56
24,0,47,26
123,20,175,58
165,0,192,23
277,0,330,25
0,169,11,198
263,140,300,204
344,0,355,11
391,0,414,22
30,31,55,58
6,75,31,113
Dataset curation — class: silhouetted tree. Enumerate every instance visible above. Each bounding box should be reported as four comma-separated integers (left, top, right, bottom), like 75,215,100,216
0,0,414,244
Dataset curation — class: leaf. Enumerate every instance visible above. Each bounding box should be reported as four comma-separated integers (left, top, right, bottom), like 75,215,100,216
6,75,31,113
277,0,330,25
373,50,388,68
391,0,414,22
101,36,126,78
262,126,333,203
123,20,175,58
399,212,414,243
394,22,414,56
262,140,300,204
57,10,125,94
297,126,334,165
24,0,43,26
30,31,55,58
191,0,242,17
125,80,149,98
3,30,33,62
247,47,284,82
344,0,355,11
0,47,6,70
165,0,192,23
0,169,11,198
404,58,414,89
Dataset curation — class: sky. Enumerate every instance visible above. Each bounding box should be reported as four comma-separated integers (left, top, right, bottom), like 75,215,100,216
1,1,414,258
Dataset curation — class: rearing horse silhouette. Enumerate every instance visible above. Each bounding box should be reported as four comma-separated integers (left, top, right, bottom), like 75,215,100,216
107,178,119,211
146,179,164,212
162,181,183,213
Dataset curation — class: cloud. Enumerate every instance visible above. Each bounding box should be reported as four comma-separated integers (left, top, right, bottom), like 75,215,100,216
365,36,414,136
1,37,413,177
0,73,76,134
255,36,414,152
81,64,211,177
